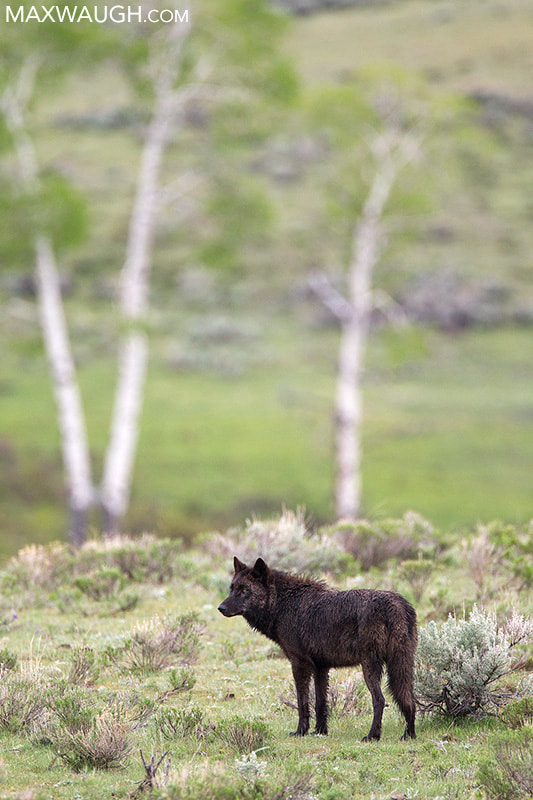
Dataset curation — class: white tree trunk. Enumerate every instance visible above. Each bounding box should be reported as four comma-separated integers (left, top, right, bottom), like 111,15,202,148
100,27,189,534
34,236,94,544
334,138,404,520
99,101,169,533
2,65,94,545
100,333,149,534
335,316,367,521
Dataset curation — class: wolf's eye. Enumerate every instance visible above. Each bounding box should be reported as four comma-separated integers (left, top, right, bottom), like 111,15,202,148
237,586,248,596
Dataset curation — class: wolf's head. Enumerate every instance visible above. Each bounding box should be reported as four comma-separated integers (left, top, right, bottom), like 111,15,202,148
218,556,269,618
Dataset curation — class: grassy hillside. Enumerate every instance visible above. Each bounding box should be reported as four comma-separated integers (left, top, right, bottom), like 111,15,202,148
289,0,533,93
1,0,533,553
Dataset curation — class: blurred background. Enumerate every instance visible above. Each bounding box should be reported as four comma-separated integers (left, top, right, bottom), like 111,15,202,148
1,0,532,559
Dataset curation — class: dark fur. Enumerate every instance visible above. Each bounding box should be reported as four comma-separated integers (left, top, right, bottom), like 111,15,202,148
219,557,417,741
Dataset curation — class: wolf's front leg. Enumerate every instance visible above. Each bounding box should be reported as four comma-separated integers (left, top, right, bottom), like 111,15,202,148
290,661,312,736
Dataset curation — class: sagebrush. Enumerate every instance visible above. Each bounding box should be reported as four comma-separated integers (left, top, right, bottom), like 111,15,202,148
415,606,533,717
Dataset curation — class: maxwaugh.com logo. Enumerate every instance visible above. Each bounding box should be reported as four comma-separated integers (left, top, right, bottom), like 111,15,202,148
3,4,189,24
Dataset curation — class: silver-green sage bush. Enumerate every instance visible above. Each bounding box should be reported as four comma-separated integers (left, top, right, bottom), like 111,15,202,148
415,605,533,717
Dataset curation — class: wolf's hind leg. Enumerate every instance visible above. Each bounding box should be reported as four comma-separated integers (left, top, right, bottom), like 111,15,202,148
361,657,385,741
313,666,329,735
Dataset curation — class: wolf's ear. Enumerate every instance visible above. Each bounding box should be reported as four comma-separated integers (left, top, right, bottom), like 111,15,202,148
251,557,269,583
233,556,246,573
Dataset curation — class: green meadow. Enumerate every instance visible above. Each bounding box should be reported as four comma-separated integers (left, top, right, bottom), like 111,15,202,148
3,320,533,556
2,0,533,551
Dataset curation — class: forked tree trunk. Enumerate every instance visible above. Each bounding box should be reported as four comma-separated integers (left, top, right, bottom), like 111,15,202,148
2,66,94,545
100,26,189,535
99,98,169,535
4,22,192,541
34,236,94,545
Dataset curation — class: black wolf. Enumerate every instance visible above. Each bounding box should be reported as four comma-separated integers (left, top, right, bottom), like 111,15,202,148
218,557,417,741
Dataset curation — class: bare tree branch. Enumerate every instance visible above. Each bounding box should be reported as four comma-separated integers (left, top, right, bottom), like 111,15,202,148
372,289,409,328
131,750,171,799
307,271,353,325
157,170,201,213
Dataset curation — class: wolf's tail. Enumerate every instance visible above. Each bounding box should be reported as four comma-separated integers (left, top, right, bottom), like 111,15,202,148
385,599,417,738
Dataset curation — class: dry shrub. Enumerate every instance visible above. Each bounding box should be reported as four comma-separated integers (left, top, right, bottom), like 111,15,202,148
110,614,202,673
2,542,71,593
214,715,269,754
268,773,314,800
328,511,437,570
398,557,435,603
56,707,133,771
156,706,213,741
463,525,501,599
210,508,350,575
0,672,51,733
0,534,201,609
78,533,188,583
280,675,366,719
68,646,100,685
328,675,367,717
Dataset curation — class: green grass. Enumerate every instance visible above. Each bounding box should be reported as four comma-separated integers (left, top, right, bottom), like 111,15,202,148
0,525,530,800
3,322,533,556
362,328,533,526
